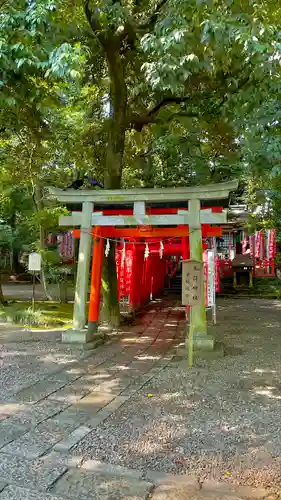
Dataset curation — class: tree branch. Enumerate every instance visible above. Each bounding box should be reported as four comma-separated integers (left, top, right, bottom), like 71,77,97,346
129,110,198,132
138,0,168,31
83,0,107,47
147,96,193,117
128,95,195,131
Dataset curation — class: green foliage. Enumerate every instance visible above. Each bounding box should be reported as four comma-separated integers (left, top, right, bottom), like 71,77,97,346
44,263,74,285
1,0,281,317
0,301,73,327
0,224,13,251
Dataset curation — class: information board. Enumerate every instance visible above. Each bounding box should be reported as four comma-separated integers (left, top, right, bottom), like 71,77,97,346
182,260,203,306
28,252,42,272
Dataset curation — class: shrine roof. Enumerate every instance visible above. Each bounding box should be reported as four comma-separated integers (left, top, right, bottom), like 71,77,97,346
48,180,238,207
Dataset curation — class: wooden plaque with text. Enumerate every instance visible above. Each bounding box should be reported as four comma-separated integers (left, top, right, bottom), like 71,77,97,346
182,260,203,306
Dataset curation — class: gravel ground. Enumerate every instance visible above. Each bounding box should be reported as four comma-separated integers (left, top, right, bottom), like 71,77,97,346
76,298,281,492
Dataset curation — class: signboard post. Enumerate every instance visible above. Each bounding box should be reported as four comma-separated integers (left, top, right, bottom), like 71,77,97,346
28,253,42,312
182,260,204,367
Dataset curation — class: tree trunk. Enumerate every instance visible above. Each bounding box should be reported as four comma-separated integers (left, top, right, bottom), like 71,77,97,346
0,272,7,306
34,184,53,301
102,50,127,326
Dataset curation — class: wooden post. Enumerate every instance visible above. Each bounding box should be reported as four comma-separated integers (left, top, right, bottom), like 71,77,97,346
62,201,93,343
189,199,214,351
88,230,104,336
249,270,253,288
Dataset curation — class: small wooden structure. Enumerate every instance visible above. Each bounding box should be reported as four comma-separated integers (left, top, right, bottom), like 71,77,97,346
232,254,254,288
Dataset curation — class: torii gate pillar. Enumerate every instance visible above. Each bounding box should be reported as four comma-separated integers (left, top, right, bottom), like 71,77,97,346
189,199,214,351
62,201,93,344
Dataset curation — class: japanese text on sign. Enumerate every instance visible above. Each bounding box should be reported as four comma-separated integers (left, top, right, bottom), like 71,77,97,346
182,260,203,306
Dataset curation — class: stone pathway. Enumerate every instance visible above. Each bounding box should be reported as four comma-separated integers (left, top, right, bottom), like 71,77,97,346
1,297,281,499
0,299,184,499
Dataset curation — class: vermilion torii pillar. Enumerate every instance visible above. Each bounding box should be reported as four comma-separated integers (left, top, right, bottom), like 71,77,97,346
49,181,238,347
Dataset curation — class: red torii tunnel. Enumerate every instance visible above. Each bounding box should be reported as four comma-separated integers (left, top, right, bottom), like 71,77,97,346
71,206,224,328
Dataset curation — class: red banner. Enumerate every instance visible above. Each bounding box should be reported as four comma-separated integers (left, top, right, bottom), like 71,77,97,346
269,229,276,259
255,231,262,258
215,256,221,293
203,251,208,307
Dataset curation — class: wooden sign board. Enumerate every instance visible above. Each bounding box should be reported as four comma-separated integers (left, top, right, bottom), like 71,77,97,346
28,252,42,272
182,260,203,306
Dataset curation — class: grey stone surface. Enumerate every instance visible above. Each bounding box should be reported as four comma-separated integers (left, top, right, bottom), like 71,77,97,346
6,400,69,427
74,391,115,411
50,405,97,427
51,469,153,500
0,483,7,493
94,395,129,420
53,425,92,452
47,380,91,404
14,379,70,403
0,421,28,449
81,459,142,479
43,450,84,468
0,485,65,500
0,453,67,490
1,420,76,459
144,469,169,484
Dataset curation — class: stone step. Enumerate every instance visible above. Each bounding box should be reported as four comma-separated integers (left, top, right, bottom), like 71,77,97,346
175,341,224,361
50,467,153,500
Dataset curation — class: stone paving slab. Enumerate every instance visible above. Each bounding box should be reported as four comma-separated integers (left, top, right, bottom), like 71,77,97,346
47,381,91,404
50,405,99,427
1,420,76,459
51,469,153,500
0,421,28,450
6,400,69,427
44,450,84,469
53,425,92,452
81,459,142,479
0,484,7,494
0,299,184,499
0,485,65,500
46,371,82,386
90,395,129,422
13,379,73,403
0,453,67,490
74,390,115,411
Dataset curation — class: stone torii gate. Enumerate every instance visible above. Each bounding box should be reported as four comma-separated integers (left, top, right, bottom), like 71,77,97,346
49,180,238,349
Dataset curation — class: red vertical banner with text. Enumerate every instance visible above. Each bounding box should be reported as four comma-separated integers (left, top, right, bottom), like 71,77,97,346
215,256,221,293
203,251,208,307
255,231,261,258
269,229,276,259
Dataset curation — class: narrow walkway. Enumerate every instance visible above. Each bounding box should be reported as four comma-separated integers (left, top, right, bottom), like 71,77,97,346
1,298,281,499
0,298,184,499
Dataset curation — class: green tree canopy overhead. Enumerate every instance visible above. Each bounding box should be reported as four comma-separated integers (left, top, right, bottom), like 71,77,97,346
1,0,281,321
